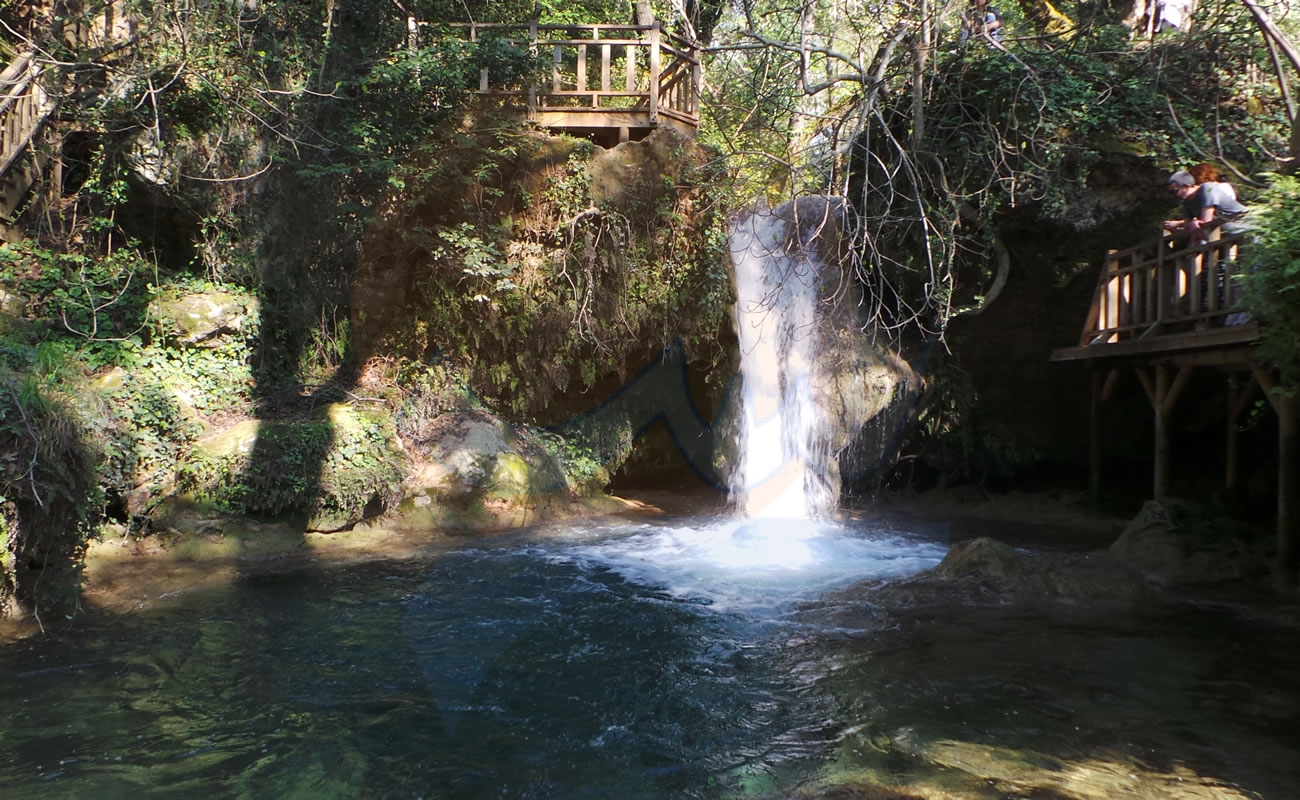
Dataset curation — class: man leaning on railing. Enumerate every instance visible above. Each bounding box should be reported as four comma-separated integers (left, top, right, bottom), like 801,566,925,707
1161,164,1255,326
1162,164,1251,245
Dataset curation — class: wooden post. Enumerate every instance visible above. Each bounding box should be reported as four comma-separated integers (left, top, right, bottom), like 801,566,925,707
1089,368,1104,509
1252,364,1297,588
648,22,660,124
626,38,637,93
1156,239,1171,323
527,19,539,120
552,43,563,93
577,43,587,94
601,42,611,93
1140,365,1192,499
691,43,702,116
1279,394,1298,588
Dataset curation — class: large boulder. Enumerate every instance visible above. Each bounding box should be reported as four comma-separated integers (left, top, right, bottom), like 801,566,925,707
149,290,259,349
394,409,616,532
859,536,1165,611
175,403,405,533
1109,499,1268,584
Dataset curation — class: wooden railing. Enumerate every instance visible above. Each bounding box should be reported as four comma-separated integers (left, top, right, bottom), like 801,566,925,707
436,22,701,132
1080,233,1247,346
0,52,50,179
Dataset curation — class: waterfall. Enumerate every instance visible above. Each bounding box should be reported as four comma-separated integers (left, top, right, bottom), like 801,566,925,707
727,199,843,520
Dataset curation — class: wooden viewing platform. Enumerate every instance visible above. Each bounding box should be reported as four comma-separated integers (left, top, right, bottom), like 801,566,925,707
439,22,701,146
1051,232,1297,585
1051,232,1259,365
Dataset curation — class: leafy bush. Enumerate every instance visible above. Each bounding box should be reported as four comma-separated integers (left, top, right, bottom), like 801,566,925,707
0,241,156,366
1240,174,1300,388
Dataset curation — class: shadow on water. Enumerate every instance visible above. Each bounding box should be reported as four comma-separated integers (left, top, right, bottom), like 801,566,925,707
792,599,1300,800
0,543,802,798
1,526,1298,799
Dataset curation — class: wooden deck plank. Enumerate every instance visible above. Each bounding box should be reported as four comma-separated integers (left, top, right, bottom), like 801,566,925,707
1050,322,1262,363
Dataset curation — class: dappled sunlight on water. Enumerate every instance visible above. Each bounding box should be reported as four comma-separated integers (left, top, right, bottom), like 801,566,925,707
0,518,1297,799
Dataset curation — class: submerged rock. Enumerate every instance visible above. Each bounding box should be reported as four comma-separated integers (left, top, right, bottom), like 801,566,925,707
1109,499,1269,585
858,536,1165,611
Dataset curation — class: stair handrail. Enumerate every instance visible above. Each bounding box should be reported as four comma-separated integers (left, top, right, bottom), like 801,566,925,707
0,51,52,179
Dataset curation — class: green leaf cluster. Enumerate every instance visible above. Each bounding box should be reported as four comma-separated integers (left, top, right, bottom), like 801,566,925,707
1239,174,1300,388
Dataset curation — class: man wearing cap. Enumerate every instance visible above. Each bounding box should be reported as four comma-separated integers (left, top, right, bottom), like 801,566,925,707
1162,169,1249,245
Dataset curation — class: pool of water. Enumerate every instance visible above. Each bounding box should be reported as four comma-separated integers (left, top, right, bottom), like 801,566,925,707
2,516,1297,799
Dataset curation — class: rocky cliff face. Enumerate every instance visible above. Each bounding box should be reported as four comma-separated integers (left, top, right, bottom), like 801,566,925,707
351,116,733,425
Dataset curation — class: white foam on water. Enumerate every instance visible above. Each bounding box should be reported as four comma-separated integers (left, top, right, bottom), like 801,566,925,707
543,517,947,614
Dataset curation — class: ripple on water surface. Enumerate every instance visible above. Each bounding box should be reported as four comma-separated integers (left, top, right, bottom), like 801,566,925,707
1,517,1297,799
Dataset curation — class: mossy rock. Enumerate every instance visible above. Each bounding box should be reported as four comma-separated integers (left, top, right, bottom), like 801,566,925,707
149,290,259,349
393,409,602,533
1109,499,1267,584
176,403,405,531
857,537,1165,612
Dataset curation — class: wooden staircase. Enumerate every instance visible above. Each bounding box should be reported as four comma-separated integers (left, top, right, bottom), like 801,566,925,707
0,51,53,227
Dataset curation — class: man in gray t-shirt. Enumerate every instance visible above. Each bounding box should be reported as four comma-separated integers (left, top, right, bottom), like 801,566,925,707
1186,182,1250,233
1164,170,1250,242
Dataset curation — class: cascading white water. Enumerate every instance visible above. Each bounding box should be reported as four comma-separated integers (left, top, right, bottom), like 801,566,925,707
727,202,839,520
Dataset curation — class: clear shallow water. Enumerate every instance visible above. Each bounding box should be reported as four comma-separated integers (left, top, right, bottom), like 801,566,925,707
2,517,1298,799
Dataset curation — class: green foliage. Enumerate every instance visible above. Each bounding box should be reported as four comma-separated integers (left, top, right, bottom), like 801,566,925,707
392,360,476,443
1239,174,1300,388
538,430,610,494
925,33,1177,219
0,250,260,524
0,241,156,364
341,36,530,167
843,6,1294,342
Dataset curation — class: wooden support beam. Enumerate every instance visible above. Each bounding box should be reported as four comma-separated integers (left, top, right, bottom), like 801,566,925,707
1136,367,1156,406
1090,368,1104,509
648,23,660,123
1101,368,1120,404
1153,366,1171,498
1162,365,1193,416
1226,373,1259,491
1144,364,1193,499
1253,363,1299,587
1252,363,1280,412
